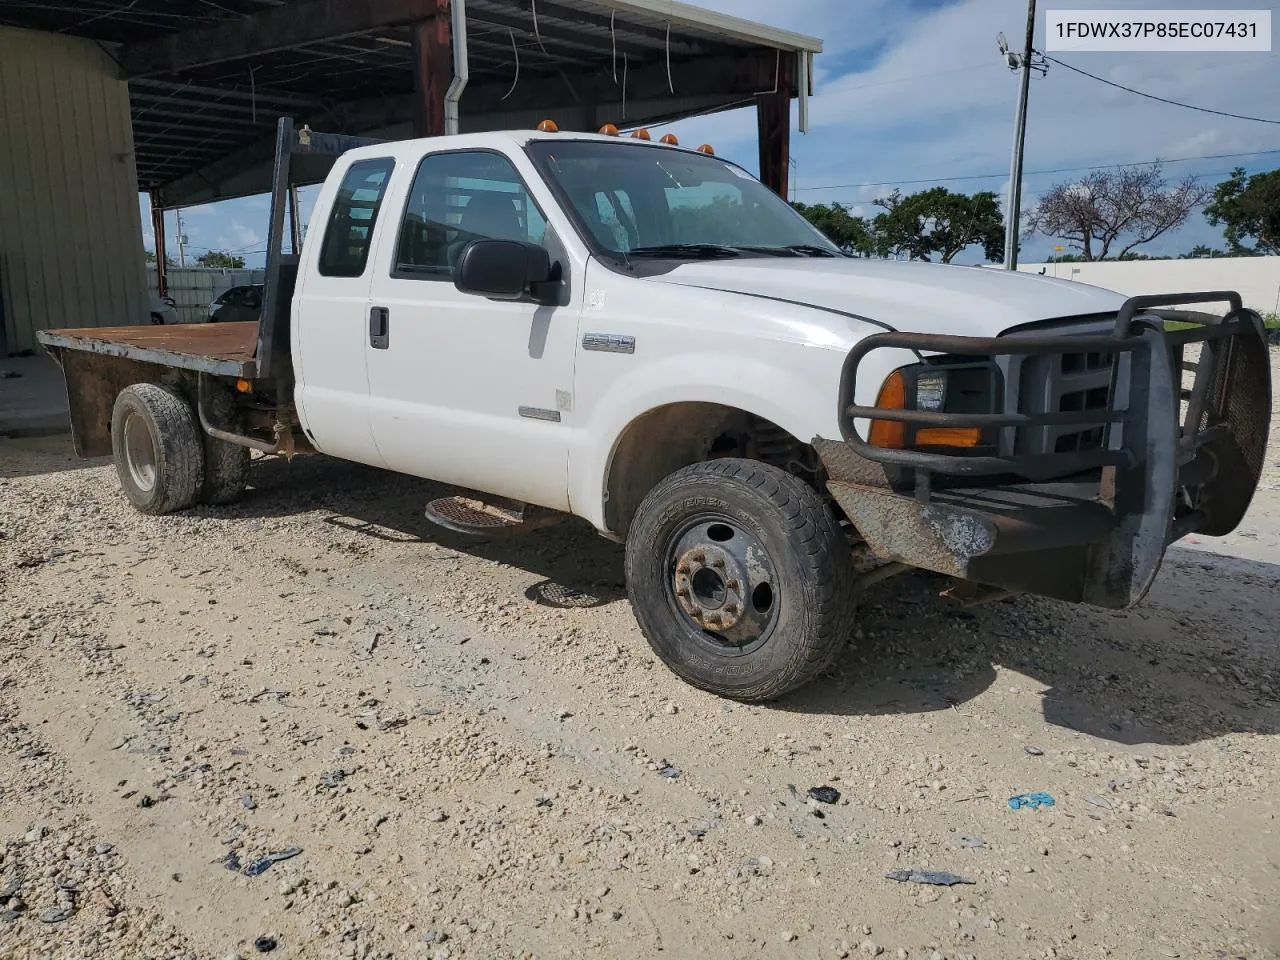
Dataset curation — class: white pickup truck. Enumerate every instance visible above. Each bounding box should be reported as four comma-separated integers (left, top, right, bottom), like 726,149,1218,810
39,119,1272,701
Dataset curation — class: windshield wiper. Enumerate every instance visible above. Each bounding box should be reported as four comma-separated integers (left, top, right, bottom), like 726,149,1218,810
625,243,743,260
738,244,843,258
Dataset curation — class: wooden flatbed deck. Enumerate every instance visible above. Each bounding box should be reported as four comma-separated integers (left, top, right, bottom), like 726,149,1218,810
37,322,260,378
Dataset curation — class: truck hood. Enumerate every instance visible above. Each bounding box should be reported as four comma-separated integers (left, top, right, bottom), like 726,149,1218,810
650,258,1127,337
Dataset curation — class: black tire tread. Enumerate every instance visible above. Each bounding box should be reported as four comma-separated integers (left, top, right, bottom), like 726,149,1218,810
625,458,857,702
199,386,251,505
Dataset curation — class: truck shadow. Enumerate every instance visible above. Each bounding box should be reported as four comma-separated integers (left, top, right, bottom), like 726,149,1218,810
782,550,1280,747
227,454,1278,749
231,452,629,606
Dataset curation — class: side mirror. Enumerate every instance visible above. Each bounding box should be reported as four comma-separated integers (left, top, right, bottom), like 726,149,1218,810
454,239,553,301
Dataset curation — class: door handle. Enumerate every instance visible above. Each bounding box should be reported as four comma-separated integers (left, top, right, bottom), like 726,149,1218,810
369,306,390,350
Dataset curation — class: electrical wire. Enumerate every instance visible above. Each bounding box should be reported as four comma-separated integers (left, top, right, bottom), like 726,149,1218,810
794,147,1280,192
1045,55,1280,125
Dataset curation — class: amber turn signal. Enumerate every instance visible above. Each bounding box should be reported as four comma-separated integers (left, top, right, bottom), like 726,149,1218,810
915,427,982,448
868,371,907,449
235,379,253,394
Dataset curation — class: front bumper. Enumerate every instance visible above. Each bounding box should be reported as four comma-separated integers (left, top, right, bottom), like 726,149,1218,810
815,292,1272,609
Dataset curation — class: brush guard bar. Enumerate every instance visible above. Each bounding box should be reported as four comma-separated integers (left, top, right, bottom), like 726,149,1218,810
817,292,1272,609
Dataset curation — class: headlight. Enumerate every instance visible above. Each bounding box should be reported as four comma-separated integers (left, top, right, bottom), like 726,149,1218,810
914,372,947,412
866,361,1001,450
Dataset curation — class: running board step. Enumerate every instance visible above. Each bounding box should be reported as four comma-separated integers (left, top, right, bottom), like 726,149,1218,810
424,496,562,536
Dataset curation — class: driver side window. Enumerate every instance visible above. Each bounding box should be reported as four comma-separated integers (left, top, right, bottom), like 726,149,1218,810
393,151,548,281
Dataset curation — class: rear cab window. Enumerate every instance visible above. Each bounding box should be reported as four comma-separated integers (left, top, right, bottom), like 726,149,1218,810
318,158,396,277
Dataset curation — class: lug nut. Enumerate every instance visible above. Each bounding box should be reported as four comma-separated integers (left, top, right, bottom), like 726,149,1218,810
725,604,740,615
691,552,706,563
677,564,691,575
727,580,741,591
676,587,690,598
712,558,726,570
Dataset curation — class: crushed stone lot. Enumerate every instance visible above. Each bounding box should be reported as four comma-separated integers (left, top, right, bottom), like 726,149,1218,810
1,360,1278,960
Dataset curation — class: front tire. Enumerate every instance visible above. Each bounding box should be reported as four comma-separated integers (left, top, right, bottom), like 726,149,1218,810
624,459,858,701
110,384,204,515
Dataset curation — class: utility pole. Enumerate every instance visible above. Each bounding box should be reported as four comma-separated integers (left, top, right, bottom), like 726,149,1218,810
175,209,188,268
1000,0,1042,271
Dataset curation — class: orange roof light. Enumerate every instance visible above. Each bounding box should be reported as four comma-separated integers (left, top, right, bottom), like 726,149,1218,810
598,123,620,136
868,370,906,450
631,128,651,140
536,119,559,133
660,133,679,145
696,143,715,155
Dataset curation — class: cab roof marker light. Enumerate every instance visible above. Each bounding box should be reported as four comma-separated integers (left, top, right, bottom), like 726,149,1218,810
537,119,559,133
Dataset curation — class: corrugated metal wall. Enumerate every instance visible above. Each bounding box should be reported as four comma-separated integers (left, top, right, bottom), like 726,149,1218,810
0,25,148,356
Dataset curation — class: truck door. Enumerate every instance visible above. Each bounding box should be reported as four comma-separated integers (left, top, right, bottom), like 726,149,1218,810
363,148,577,510
293,156,397,467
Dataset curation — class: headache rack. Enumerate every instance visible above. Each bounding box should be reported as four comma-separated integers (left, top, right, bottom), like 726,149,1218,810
819,292,1272,610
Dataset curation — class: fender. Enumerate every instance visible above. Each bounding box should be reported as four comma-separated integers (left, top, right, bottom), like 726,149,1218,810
567,344,901,531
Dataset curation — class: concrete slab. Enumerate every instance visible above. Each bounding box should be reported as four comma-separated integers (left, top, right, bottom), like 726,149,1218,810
0,354,70,438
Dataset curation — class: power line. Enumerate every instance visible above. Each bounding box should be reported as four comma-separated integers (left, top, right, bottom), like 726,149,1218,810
794,147,1280,192
1045,55,1280,125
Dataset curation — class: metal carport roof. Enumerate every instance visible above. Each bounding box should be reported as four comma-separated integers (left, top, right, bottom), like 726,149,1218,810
0,0,820,207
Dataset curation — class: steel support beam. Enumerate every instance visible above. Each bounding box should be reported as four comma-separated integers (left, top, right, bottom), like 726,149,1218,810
756,90,790,200
120,0,448,77
150,192,168,299
411,7,452,138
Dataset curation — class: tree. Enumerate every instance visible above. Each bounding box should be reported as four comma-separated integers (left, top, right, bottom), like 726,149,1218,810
196,250,246,269
144,249,174,266
1204,166,1280,255
791,202,878,256
1025,164,1211,261
1179,244,1229,259
869,188,1005,263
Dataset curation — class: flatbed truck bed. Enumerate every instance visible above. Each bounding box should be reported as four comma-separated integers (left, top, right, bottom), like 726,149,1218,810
39,322,260,379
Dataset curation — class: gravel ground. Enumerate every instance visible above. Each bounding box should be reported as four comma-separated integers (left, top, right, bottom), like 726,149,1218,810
1,354,1277,960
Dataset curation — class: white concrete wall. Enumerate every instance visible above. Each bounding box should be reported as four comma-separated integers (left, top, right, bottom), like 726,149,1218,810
0,25,148,355
1017,256,1280,316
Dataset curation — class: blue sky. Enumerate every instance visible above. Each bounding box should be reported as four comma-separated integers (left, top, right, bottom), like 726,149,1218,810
141,0,1280,266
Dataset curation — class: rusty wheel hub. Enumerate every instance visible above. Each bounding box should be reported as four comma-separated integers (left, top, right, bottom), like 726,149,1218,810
673,544,748,630
667,520,779,648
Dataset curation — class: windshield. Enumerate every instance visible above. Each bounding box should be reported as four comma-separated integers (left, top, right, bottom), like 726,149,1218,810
526,140,842,261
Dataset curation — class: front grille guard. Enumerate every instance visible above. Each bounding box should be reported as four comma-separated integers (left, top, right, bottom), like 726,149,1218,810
839,292,1268,496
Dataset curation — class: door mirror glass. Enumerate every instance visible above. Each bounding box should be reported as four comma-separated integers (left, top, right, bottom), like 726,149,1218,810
454,239,552,301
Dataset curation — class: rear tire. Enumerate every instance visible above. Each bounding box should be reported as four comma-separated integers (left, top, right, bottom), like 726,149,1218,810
110,384,204,515
150,312,165,325
624,459,858,702
199,386,251,505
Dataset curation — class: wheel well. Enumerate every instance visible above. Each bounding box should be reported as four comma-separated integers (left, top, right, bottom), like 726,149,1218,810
603,402,823,536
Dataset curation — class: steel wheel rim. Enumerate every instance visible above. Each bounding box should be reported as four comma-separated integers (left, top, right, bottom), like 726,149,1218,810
123,411,158,493
663,513,781,657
